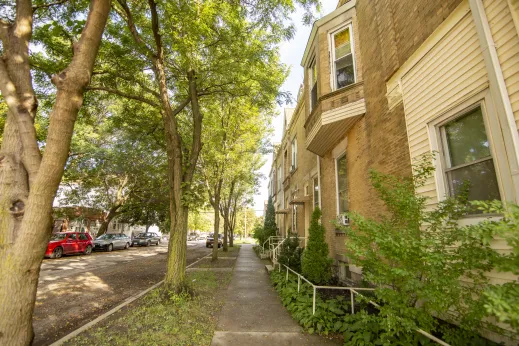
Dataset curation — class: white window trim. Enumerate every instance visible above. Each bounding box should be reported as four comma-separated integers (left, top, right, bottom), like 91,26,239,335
291,137,297,170
308,55,318,111
328,21,357,92
427,89,514,207
335,152,347,216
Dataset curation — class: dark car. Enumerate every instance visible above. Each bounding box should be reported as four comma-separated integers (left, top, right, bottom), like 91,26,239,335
206,234,223,248
132,232,161,247
93,233,131,252
45,232,94,259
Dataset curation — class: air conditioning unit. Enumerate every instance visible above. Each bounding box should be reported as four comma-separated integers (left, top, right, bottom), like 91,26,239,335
339,215,350,226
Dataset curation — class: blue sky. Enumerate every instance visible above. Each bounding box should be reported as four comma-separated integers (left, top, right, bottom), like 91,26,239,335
253,1,338,215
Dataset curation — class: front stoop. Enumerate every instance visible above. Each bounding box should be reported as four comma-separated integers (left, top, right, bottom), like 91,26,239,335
265,264,274,273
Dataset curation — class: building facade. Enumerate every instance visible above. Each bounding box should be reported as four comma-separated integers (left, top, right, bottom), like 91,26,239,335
268,0,519,343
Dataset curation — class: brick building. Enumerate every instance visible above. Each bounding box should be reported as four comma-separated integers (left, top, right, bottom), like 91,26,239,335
268,0,519,342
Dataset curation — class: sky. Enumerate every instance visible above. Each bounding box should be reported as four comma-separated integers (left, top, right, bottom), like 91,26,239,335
253,1,338,215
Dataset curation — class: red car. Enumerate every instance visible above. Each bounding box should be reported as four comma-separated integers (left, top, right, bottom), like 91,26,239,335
45,232,94,259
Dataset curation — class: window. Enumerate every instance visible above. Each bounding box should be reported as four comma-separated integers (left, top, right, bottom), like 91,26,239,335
331,25,355,90
336,154,348,214
68,233,78,240
440,106,501,204
313,177,319,209
291,138,297,170
309,57,318,111
292,204,297,233
277,166,282,191
79,233,88,240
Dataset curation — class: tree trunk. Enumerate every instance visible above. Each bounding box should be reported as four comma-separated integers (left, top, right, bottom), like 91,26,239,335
96,205,120,236
212,194,221,261
0,1,110,344
229,227,234,247
223,216,229,252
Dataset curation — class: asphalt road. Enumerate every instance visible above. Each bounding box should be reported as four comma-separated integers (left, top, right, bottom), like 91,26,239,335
33,241,211,346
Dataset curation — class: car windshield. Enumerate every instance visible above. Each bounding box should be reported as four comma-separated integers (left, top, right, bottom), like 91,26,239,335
97,234,116,240
50,233,67,241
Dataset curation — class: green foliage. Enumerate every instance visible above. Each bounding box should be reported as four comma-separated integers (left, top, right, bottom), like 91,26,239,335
252,223,266,246
270,270,352,336
277,233,303,272
341,153,514,339
301,208,332,284
260,196,277,244
470,201,519,332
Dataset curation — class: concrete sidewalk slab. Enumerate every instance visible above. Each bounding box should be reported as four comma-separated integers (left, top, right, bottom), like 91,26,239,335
211,244,342,346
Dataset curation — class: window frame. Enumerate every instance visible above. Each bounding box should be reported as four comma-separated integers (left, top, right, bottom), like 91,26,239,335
313,176,319,210
308,55,318,111
335,152,348,215
329,22,357,92
291,137,297,171
428,90,513,209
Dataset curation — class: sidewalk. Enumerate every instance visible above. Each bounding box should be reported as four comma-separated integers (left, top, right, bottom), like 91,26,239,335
211,244,341,346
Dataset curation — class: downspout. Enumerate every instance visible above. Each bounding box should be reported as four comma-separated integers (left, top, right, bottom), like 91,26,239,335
470,0,519,203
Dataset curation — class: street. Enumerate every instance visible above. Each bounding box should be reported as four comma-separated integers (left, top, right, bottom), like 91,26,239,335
33,241,210,346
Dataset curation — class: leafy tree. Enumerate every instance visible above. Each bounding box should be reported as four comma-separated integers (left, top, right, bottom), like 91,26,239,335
59,96,169,236
188,211,212,233
0,1,110,344
200,96,271,259
263,196,277,241
81,0,312,291
342,155,509,343
301,207,332,284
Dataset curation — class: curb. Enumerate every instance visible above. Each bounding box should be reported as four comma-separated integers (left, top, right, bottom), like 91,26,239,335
50,251,212,346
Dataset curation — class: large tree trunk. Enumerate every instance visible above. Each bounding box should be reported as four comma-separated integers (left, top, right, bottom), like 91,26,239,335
96,205,120,236
0,1,110,344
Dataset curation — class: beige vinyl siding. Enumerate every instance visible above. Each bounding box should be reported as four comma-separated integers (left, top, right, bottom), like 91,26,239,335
400,12,489,207
484,0,519,129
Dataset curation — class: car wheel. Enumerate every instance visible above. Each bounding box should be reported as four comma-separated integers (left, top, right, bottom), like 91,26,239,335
53,247,63,259
125,242,130,249
146,241,151,247
84,245,92,255
157,239,160,245
107,244,113,252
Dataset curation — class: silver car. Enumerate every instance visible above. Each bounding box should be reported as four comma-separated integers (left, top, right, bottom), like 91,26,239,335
132,232,161,247
93,233,131,252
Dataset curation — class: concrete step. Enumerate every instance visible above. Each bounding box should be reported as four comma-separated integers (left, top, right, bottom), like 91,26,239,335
265,264,274,273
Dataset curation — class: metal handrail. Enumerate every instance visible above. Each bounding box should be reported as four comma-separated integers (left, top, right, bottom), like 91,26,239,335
271,237,307,263
277,263,450,346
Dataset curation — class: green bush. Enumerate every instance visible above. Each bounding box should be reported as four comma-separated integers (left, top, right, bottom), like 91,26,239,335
341,153,516,340
270,270,496,345
301,207,332,284
277,233,303,272
254,196,277,247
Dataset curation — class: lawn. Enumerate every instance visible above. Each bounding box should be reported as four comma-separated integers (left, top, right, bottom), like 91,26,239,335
66,271,232,346
232,238,256,245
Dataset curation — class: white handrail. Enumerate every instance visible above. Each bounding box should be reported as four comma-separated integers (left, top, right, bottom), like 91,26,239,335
277,263,450,346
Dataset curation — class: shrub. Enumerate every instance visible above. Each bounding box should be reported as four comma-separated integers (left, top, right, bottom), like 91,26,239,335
263,196,277,240
301,207,332,284
341,153,513,340
252,223,265,246
277,233,303,272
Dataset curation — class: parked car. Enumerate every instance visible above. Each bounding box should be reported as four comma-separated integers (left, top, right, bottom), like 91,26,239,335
206,234,223,248
93,233,130,252
187,233,198,241
132,232,161,246
45,232,94,259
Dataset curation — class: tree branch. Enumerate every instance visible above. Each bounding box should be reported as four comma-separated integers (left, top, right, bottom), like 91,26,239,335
0,19,10,44
184,70,202,183
32,0,70,11
86,86,161,108
114,0,156,58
